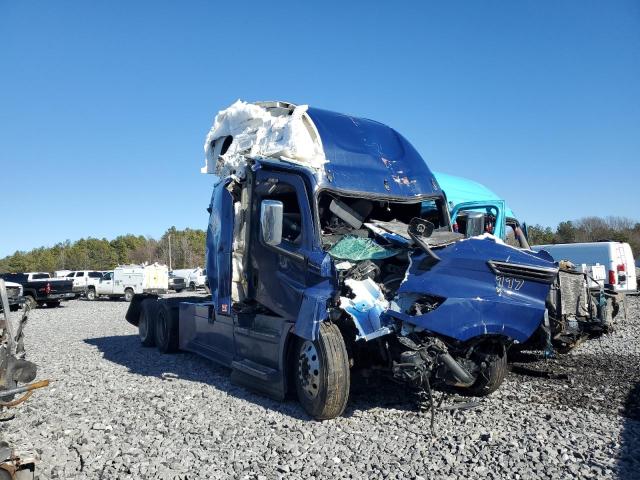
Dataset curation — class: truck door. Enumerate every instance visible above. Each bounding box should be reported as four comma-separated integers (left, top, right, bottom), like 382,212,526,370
99,272,113,294
451,200,506,241
207,179,235,315
250,170,313,321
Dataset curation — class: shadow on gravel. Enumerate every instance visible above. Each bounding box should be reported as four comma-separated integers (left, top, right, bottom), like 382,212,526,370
618,380,640,479
85,334,311,420
85,334,423,421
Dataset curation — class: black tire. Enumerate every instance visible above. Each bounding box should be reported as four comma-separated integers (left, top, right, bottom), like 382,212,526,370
189,282,196,292
86,288,97,301
46,300,61,308
124,288,134,302
24,295,37,310
467,345,507,396
9,304,19,312
138,298,157,347
295,322,350,420
155,302,179,353
174,289,183,293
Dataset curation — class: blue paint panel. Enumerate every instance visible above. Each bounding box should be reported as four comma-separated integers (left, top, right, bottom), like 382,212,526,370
206,179,234,315
307,107,440,199
390,238,555,343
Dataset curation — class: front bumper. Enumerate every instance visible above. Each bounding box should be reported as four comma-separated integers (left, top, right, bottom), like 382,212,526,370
46,292,76,301
143,289,167,295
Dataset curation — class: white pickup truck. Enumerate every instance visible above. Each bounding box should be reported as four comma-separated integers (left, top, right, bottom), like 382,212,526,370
59,270,105,294
171,268,207,291
87,264,168,302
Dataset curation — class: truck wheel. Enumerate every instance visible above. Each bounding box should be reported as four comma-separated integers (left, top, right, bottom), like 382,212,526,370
155,302,179,353
46,301,61,308
138,299,157,347
24,295,37,310
174,288,183,293
295,322,350,420
124,288,134,302
467,345,507,396
86,288,97,301
189,282,196,291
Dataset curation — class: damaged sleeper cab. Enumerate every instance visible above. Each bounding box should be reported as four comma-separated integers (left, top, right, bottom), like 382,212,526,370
125,101,558,420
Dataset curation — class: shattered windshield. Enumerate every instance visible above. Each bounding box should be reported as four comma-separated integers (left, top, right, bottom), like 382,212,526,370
318,191,453,298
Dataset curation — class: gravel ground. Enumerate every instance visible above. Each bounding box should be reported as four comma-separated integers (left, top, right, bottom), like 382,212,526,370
1,294,639,479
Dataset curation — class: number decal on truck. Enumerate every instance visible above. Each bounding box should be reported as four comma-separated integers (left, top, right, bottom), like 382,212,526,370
495,275,524,294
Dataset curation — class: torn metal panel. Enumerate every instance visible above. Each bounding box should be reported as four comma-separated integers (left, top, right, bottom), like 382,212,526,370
295,280,334,341
339,278,392,341
388,237,557,343
203,100,326,178
0,445,36,480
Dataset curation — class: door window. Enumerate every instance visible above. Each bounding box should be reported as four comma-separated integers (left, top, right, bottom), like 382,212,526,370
259,182,304,249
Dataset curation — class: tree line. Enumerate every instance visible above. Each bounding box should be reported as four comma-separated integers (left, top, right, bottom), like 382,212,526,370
0,227,206,273
526,216,640,257
0,215,638,274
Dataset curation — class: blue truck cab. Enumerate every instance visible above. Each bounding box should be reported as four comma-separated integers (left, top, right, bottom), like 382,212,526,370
126,102,557,419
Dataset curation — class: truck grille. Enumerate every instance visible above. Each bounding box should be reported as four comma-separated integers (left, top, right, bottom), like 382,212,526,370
487,260,558,284
6,286,20,299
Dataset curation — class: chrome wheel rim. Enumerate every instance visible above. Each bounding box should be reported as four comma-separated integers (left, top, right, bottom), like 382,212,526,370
298,340,321,399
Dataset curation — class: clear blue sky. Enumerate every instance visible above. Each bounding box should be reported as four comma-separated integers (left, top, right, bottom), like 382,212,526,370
1,1,639,257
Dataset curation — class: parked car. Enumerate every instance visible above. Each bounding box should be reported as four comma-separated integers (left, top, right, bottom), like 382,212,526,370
88,264,168,301
60,270,105,294
532,242,637,293
168,273,186,292
0,280,23,312
126,100,558,419
0,272,75,308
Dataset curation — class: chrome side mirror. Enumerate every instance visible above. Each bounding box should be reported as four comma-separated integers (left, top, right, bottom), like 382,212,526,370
260,199,283,246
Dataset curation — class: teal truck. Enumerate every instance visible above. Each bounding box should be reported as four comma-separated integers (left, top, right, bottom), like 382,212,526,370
433,172,529,249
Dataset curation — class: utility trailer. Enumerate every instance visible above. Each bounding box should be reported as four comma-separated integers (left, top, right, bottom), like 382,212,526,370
126,101,558,419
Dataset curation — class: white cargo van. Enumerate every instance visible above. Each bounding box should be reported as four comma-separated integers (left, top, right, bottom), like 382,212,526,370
532,242,637,293
87,264,168,301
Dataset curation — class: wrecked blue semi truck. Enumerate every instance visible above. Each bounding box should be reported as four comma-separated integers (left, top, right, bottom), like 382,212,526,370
126,101,558,420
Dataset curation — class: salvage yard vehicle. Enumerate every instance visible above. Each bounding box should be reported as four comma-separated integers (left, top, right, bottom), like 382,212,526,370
168,272,186,292
0,272,75,308
126,101,559,420
0,281,23,312
171,268,207,291
88,264,168,301
60,270,105,294
435,172,622,352
532,242,637,294
434,172,529,248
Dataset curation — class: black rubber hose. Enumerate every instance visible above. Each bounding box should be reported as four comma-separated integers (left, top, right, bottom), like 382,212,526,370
439,352,475,386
